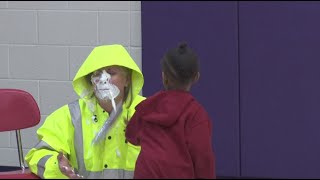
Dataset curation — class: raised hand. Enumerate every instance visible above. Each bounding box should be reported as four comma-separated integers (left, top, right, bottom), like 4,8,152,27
57,151,84,179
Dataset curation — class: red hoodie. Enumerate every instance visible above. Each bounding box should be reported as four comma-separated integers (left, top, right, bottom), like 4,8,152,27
126,90,216,179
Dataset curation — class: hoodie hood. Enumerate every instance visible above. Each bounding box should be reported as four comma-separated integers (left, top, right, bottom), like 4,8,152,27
136,90,194,127
72,44,144,108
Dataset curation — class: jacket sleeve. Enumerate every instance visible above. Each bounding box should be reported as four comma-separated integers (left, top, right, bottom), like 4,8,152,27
186,107,216,179
125,95,147,146
25,104,74,179
124,95,145,172
125,106,142,146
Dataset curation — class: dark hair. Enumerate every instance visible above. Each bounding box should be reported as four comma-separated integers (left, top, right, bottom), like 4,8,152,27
161,42,199,87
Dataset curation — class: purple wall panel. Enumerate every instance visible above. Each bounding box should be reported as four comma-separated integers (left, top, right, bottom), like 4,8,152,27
141,1,239,177
239,2,320,178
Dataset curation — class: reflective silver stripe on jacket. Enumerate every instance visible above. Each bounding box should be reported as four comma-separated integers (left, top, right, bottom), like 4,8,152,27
33,141,54,178
86,169,134,179
68,100,134,179
37,155,52,179
34,140,55,151
68,100,86,177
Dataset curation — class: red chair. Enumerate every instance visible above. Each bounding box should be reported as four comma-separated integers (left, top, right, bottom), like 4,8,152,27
0,89,40,179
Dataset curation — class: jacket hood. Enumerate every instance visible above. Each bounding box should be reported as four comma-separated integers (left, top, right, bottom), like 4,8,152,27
72,44,144,108
136,90,194,127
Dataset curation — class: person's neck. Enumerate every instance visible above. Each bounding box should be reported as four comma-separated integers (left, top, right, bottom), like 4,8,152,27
98,98,122,114
165,85,191,92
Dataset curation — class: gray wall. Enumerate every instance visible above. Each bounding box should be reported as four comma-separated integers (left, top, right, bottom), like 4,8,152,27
0,1,142,167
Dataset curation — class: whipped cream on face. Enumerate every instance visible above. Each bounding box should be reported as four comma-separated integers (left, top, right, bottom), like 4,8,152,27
91,70,119,112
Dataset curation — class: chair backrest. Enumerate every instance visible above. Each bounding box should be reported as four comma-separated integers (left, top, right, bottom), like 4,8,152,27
0,89,40,179
0,89,40,131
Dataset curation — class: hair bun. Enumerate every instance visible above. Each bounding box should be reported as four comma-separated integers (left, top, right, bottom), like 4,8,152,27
178,42,188,54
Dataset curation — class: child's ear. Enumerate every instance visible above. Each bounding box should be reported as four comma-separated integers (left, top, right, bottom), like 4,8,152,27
162,72,169,88
162,72,166,83
193,72,200,84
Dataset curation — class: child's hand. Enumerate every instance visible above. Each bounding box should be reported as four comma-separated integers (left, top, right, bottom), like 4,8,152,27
57,152,84,179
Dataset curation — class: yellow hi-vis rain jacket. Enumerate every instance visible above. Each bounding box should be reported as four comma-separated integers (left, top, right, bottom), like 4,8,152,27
25,44,145,179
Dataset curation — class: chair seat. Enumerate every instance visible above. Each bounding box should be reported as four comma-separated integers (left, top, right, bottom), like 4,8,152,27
0,168,39,179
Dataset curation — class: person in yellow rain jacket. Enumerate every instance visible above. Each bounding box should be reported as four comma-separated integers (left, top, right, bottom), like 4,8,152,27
25,44,145,179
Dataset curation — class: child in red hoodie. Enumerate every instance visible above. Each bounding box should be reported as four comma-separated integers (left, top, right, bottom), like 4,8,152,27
125,42,216,179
